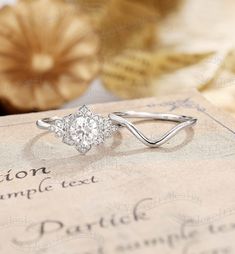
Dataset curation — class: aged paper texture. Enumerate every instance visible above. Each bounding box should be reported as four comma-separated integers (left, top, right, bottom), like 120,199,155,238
0,90,235,254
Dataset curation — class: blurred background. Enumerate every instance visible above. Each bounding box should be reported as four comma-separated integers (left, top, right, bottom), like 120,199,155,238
0,0,235,117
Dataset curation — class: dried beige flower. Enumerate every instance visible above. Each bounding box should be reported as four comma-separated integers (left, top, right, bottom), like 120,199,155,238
0,0,100,113
75,0,182,61
76,0,158,60
102,49,214,99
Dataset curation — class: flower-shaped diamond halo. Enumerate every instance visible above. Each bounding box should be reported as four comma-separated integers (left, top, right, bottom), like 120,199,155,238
49,105,118,154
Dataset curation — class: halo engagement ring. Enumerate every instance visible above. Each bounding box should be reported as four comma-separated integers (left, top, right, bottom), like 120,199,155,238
36,105,197,154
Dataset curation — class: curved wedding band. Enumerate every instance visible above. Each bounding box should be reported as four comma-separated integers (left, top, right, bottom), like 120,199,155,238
36,105,197,154
109,112,197,148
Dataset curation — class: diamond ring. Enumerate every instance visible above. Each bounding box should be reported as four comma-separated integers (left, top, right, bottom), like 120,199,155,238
36,105,197,154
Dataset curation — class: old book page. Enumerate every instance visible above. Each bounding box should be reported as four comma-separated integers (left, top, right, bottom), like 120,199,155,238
0,90,234,254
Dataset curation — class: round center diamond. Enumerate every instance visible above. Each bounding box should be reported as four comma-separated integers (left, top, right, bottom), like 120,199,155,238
69,116,99,144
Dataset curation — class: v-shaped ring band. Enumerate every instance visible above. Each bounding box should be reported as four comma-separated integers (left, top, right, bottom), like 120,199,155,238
109,111,197,148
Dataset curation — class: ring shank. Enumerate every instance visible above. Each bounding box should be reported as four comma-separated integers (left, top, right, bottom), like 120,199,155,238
109,111,197,147
36,117,62,130
110,111,196,123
